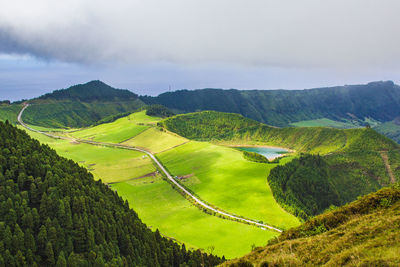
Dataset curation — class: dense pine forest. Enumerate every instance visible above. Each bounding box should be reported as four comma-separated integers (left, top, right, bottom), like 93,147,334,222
0,121,222,266
268,154,341,219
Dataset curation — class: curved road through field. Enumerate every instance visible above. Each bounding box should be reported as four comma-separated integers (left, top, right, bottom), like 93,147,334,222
18,104,282,233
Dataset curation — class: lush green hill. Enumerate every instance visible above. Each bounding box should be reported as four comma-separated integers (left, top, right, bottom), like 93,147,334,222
160,111,400,219
21,81,145,128
159,111,398,153
223,185,400,266
0,104,21,124
37,80,138,102
374,120,400,143
145,104,175,118
0,121,222,266
142,81,400,127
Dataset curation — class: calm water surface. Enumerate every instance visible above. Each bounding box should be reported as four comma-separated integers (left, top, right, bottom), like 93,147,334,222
237,147,289,160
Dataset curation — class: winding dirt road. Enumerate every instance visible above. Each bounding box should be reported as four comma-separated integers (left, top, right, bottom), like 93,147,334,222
18,104,282,232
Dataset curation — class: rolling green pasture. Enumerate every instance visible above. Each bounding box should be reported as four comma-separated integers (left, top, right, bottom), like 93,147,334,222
70,110,159,143
122,127,188,153
18,126,156,183
290,118,357,128
111,177,277,259
27,124,77,132
158,141,300,229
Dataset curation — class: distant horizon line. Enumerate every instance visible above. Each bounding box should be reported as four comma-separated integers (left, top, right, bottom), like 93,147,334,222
3,79,396,103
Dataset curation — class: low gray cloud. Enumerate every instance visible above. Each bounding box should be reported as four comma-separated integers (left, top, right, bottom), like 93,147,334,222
1,0,400,70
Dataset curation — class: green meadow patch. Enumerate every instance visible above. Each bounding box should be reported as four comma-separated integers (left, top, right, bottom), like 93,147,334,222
158,141,300,229
111,177,278,259
18,126,156,183
70,110,156,143
122,127,188,153
290,118,358,128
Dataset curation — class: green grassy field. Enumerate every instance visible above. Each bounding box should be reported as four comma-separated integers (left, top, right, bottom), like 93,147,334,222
290,118,358,128
111,177,278,259
18,126,156,183
158,141,300,229
374,121,400,143
122,127,188,153
70,110,158,143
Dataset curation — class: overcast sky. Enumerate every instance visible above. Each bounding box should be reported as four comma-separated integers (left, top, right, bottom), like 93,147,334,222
1,0,400,100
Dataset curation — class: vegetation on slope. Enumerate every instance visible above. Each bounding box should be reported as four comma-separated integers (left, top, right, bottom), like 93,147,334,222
242,151,269,163
69,110,154,143
374,120,400,143
160,111,400,219
111,177,277,259
37,80,138,102
146,104,175,118
23,81,145,128
145,81,400,143
143,81,400,127
289,117,361,128
157,141,300,230
224,185,400,266
0,104,21,124
159,111,398,153
0,121,222,266
268,154,340,220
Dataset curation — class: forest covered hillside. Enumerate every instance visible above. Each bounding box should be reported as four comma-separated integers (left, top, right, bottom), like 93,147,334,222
36,80,139,102
224,185,400,266
22,81,145,128
160,111,400,219
143,81,400,127
0,121,222,266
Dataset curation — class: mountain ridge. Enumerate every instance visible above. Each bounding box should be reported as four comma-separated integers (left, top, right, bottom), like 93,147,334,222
142,80,400,127
36,80,139,102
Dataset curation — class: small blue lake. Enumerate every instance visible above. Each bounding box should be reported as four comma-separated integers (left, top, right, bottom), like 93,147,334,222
236,147,289,160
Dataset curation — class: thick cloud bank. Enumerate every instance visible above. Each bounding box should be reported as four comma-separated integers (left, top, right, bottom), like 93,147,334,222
1,0,400,69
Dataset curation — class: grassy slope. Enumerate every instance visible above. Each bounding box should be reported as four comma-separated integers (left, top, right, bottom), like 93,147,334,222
160,110,399,155
224,186,400,266
70,110,156,143
18,126,155,183
374,121,400,143
158,141,300,229
0,104,21,124
23,100,145,128
111,177,277,259
290,118,359,128
122,127,188,153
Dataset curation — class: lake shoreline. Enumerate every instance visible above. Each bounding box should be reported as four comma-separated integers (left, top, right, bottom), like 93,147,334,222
227,144,295,153
231,145,295,160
